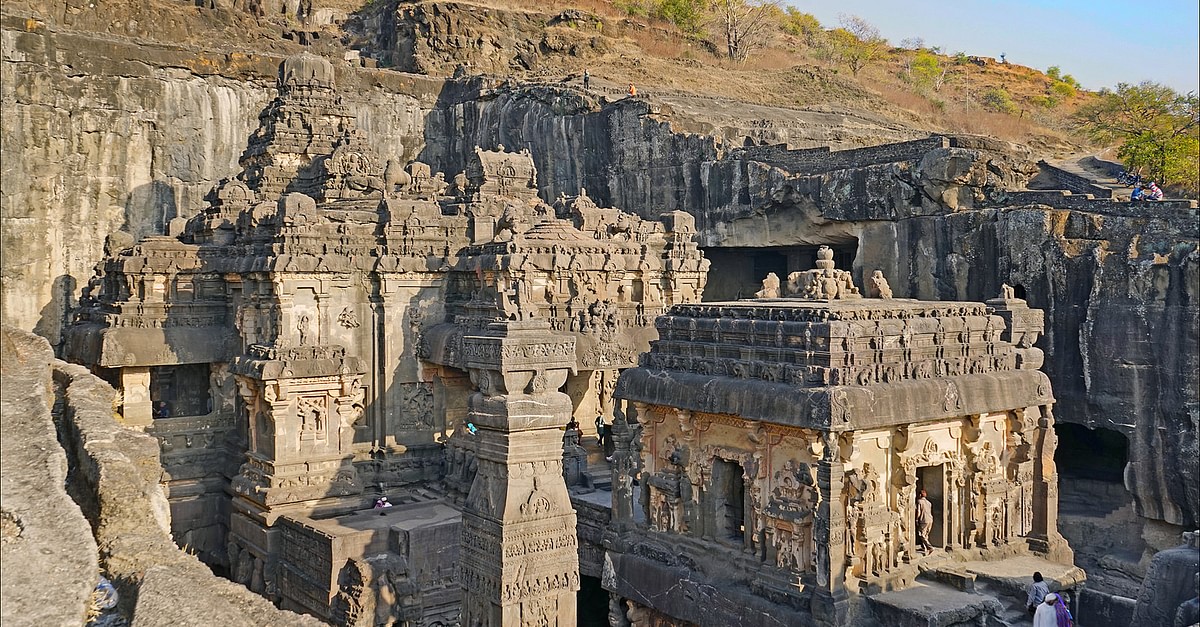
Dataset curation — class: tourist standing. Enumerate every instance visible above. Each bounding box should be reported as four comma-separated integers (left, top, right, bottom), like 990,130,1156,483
1026,572,1050,615
628,83,637,98
915,490,934,554
582,69,590,90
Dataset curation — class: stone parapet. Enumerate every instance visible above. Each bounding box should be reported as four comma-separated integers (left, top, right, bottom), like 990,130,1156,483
0,327,98,627
52,357,326,626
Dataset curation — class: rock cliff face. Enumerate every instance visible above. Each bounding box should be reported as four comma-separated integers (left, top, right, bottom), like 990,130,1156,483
1,18,437,345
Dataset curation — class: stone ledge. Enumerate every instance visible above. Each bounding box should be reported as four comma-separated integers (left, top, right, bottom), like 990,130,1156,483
46,341,325,626
0,326,98,627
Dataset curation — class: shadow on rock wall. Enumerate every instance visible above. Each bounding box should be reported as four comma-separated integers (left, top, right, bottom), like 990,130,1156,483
33,275,76,351
125,180,178,241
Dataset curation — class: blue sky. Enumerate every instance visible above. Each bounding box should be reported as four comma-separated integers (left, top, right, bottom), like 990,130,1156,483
788,0,1200,94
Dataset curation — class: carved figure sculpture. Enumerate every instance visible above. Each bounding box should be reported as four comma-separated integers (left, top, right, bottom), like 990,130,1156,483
868,270,894,299
383,158,410,194
755,272,781,299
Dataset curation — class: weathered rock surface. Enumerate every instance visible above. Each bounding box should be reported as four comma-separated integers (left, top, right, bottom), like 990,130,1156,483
0,326,323,626
0,326,98,627
1132,532,1200,627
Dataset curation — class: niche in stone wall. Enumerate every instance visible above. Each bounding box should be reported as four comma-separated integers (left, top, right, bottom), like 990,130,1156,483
699,243,857,301
150,363,212,417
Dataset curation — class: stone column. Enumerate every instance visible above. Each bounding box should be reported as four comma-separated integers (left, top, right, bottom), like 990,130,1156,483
812,431,850,626
609,402,636,529
459,321,580,626
1029,404,1073,562
121,366,153,427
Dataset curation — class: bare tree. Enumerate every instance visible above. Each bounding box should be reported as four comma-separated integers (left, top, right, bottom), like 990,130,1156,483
710,0,780,62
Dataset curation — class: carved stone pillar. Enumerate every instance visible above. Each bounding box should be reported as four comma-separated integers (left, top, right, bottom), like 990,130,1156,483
812,432,849,626
121,365,153,427
459,320,580,626
610,401,637,528
1029,404,1073,562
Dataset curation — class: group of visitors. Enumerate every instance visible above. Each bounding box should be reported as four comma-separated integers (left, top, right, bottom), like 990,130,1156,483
1130,181,1164,201
1026,572,1074,626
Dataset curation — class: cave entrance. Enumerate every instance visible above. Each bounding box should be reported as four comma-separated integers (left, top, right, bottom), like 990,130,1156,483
700,244,857,301
1054,423,1130,516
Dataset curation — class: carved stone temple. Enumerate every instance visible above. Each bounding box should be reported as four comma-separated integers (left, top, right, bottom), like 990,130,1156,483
59,53,1084,627
63,54,708,626
608,249,1081,626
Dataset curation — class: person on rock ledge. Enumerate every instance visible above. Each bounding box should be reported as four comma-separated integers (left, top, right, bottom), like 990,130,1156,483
628,83,637,98
1026,571,1050,616
582,69,590,90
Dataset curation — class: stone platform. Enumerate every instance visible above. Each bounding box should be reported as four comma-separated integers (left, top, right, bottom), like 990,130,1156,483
871,555,1085,627
868,581,1003,627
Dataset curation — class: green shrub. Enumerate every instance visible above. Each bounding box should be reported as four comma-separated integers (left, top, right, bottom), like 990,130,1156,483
1032,95,1059,109
981,87,1017,114
1051,81,1077,99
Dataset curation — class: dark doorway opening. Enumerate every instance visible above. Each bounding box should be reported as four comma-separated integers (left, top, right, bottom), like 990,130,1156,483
713,458,746,542
150,363,211,417
700,244,857,301
917,464,945,549
578,575,609,627
1055,423,1128,482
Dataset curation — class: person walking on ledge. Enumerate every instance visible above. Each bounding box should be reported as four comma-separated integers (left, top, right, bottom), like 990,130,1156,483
582,69,590,90
915,489,934,554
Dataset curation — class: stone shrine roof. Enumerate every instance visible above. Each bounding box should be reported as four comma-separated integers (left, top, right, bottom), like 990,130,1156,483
616,291,1053,431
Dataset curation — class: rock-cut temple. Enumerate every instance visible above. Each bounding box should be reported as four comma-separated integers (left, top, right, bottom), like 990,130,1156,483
62,53,1084,627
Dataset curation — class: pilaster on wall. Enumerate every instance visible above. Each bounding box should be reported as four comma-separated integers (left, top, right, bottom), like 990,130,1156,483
1030,405,1073,563
458,321,580,626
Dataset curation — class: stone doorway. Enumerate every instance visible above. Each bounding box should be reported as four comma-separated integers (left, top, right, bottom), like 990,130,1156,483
713,458,746,542
917,464,946,549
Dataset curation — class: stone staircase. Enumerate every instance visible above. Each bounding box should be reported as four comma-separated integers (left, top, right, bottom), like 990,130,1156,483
582,439,613,491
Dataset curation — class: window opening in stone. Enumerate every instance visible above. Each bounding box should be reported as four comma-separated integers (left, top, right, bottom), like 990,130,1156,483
917,464,946,549
699,244,857,301
713,458,746,542
1012,284,1028,299
149,363,212,417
